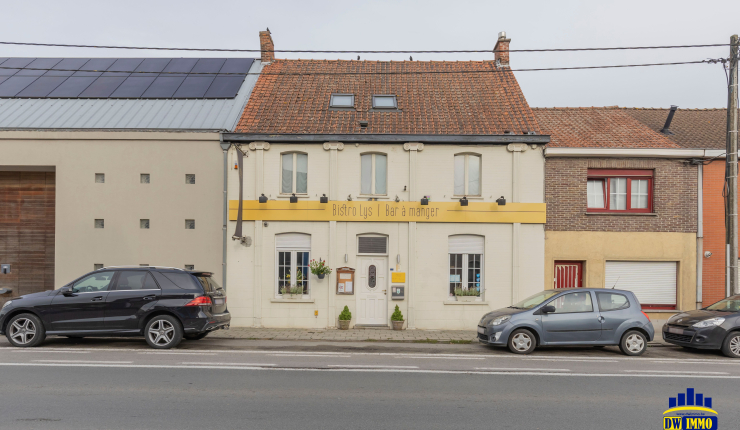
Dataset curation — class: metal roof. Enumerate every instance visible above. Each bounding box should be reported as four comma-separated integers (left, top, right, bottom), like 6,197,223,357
0,59,262,131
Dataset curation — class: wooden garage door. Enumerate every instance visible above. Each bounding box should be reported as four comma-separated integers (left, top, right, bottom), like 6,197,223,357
0,172,55,304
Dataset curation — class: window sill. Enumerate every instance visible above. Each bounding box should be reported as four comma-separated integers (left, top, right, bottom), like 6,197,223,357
451,196,483,200
357,195,390,200
271,298,315,303
277,194,309,199
585,212,657,216
444,300,489,305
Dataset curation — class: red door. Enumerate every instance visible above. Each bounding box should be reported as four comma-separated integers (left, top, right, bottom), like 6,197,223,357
554,261,583,289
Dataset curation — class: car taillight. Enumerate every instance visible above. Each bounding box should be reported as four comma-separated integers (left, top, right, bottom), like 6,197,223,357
642,311,651,322
185,296,212,306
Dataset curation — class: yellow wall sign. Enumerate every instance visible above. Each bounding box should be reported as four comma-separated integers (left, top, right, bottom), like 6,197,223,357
392,272,406,283
229,200,546,224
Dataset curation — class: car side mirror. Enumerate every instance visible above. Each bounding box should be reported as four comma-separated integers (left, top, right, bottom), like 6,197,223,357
60,286,73,296
540,305,556,314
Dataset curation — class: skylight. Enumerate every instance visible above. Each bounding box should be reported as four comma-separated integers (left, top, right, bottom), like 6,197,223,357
373,95,397,109
330,94,354,108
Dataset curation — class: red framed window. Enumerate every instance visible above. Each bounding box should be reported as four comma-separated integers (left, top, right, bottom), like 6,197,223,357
586,169,653,213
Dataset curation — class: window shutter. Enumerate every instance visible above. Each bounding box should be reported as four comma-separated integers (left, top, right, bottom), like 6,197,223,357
358,236,387,254
448,235,484,254
276,233,311,249
605,261,676,306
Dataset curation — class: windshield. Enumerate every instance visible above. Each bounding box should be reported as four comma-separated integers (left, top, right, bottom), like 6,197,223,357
706,297,740,312
510,290,562,310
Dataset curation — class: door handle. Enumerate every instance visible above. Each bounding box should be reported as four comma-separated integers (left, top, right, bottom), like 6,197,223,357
143,295,156,301
91,296,103,302
597,316,605,322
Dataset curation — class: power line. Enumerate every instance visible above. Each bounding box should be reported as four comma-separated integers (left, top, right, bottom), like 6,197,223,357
0,40,730,54
0,59,720,76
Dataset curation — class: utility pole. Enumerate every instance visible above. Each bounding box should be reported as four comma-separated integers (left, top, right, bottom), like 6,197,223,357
728,34,739,296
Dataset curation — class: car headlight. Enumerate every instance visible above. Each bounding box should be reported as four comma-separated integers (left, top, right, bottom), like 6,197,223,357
693,317,725,328
491,315,511,326
1,300,13,310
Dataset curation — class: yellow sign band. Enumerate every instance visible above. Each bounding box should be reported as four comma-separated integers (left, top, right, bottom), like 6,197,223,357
663,406,718,415
229,200,546,224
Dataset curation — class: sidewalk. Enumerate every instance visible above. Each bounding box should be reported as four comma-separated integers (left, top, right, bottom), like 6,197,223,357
211,326,670,345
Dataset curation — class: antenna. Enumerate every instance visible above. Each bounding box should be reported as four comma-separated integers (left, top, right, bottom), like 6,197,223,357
611,276,620,289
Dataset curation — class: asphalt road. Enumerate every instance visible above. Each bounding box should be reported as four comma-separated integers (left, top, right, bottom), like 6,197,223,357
0,337,737,430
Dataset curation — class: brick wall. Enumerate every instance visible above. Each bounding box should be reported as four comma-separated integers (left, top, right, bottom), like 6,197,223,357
545,157,697,233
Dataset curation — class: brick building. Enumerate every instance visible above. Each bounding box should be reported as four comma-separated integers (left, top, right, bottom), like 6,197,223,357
535,107,700,322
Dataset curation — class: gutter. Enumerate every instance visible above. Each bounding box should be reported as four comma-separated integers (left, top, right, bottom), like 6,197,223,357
544,148,712,158
223,133,550,144
219,135,230,290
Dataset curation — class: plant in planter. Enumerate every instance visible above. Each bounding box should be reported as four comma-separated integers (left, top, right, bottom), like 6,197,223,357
454,287,480,302
338,305,352,330
280,284,304,299
390,305,405,330
309,259,332,280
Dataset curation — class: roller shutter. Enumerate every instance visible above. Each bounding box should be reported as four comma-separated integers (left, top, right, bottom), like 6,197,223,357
275,233,311,249
448,235,484,254
604,261,676,307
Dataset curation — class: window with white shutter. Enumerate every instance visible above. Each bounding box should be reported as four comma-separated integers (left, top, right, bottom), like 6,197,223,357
448,235,484,298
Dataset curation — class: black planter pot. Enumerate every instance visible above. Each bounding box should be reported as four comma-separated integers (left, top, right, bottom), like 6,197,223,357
318,273,325,279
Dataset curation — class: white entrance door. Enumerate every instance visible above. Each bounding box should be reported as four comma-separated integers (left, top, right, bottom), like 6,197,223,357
357,257,387,325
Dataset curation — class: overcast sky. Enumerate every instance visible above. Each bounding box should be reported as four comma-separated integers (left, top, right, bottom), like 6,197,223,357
2,0,738,108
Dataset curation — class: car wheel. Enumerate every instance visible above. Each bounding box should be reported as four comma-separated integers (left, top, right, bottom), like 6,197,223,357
721,332,740,358
184,332,209,341
6,313,46,348
508,329,536,354
619,330,647,356
144,315,183,349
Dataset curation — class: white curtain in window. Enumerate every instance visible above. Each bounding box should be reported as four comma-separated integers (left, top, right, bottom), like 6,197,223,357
296,153,308,194
587,179,605,208
631,179,648,208
467,155,480,195
609,178,627,210
454,155,465,195
281,154,293,194
375,154,387,195
361,154,372,195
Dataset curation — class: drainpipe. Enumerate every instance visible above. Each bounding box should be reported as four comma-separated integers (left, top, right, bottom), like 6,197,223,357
697,164,703,308
220,135,230,290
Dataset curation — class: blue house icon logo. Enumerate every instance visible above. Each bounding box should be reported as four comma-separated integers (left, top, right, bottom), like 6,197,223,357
663,388,718,429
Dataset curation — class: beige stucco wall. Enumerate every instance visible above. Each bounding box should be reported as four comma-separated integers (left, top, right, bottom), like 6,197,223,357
544,231,697,319
0,131,224,286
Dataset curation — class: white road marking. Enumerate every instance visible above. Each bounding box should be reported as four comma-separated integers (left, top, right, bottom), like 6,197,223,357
33,360,132,364
138,352,217,356
623,370,729,375
475,367,571,372
269,354,352,358
11,350,90,354
180,362,276,366
395,356,484,360
327,365,419,369
523,358,620,363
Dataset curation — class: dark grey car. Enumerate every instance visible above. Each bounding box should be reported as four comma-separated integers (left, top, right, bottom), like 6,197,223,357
477,288,654,355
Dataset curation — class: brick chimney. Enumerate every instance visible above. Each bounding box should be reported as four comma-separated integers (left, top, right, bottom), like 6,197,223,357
494,31,510,68
260,30,274,63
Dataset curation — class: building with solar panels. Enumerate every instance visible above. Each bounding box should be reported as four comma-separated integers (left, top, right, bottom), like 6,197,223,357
0,56,260,302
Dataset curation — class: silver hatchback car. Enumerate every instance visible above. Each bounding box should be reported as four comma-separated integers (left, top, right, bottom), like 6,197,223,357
477,288,654,355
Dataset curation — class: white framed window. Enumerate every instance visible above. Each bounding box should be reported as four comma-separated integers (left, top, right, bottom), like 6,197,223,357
281,152,308,194
360,153,387,195
448,235,484,298
330,93,354,108
454,154,481,196
276,233,311,297
372,95,397,109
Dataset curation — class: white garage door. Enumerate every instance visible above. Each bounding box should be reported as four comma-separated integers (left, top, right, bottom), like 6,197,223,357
604,261,677,308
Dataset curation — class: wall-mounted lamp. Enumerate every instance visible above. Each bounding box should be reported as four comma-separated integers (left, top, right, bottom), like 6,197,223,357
704,251,713,258
420,197,429,205
290,193,298,203
395,195,400,202
259,194,268,203
344,254,348,262
320,194,328,203
347,194,353,201
459,196,468,206
496,196,506,205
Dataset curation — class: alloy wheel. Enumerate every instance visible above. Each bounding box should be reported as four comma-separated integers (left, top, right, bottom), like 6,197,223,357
148,320,175,346
9,318,37,345
730,335,740,356
625,333,644,353
512,333,531,352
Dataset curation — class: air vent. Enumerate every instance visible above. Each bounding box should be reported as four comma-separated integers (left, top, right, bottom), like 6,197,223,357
358,237,387,254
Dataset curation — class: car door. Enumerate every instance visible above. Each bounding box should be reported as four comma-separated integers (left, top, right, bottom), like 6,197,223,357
541,291,602,343
48,271,116,332
595,291,633,343
105,271,161,331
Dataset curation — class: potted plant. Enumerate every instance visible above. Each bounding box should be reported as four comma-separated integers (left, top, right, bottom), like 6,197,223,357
338,305,351,330
391,305,405,330
309,258,332,280
454,287,479,302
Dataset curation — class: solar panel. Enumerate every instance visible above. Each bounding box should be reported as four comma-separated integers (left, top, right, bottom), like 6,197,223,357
0,57,252,99
15,76,68,98
109,76,157,98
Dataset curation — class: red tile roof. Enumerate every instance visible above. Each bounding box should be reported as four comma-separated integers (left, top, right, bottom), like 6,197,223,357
533,107,681,149
623,108,732,150
236,60,540,135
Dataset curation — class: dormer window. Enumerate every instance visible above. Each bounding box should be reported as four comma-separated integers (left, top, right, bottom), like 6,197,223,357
372,95,397,109
330,94,354,108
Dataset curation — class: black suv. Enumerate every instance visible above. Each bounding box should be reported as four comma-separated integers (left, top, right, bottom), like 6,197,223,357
0,267,229,349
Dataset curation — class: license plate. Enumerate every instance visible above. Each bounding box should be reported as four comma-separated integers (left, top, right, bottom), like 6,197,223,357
477,326,485,334
668,327,684,335
214,298,224,306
